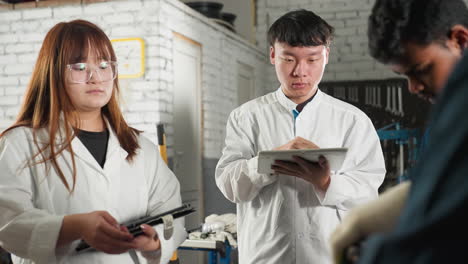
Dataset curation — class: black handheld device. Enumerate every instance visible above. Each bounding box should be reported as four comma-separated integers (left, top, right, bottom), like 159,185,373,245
75,204,195,253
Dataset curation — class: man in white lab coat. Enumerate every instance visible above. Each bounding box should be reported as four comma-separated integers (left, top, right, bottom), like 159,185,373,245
215,9,386,264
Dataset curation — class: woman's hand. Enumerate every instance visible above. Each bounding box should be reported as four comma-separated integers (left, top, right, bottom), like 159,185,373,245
58,211,136,254
79,211,138,254
59,211,161,254
131,224,161,252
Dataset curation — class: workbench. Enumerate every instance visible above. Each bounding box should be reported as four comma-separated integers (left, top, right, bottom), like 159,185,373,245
179,239,232,264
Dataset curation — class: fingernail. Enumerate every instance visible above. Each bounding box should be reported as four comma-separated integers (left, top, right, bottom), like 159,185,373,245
140,225,146,230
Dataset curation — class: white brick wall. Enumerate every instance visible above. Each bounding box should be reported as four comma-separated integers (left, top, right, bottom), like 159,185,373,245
5,0,463,158
0,0,269,160
162,0,270,158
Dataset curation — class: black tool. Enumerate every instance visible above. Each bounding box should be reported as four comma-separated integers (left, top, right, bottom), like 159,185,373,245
75,204,195,253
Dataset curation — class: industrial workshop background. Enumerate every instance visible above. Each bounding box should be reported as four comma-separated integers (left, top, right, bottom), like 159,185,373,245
2,0,463,263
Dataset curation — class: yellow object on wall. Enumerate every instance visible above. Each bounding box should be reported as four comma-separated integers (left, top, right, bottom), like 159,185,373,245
111,37,145,79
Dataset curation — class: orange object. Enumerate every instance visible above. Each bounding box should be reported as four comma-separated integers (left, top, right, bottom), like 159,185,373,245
169,251,180,263
157,123,168,164
157,124,179,264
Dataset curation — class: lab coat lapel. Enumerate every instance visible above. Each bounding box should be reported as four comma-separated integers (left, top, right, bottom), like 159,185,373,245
102,120,129,176
102,122,129,205
51,114,104,175
53,115,129,182
71,135,105,176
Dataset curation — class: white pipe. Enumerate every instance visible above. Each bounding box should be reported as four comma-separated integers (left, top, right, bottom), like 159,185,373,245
398,85,404,116
377,87,381,108
386,86,392,112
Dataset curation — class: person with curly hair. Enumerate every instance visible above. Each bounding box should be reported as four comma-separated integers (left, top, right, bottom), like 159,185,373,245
331,0,468,263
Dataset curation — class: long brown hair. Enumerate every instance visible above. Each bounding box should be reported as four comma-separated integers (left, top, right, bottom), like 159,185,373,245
1,20,140,192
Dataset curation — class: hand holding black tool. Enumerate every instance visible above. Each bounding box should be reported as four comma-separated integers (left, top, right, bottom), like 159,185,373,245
75,204,195,253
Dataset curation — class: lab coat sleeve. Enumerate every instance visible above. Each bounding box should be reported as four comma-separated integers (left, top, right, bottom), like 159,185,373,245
0,133,64,263
316,116,386,210
144,146,186,264
215,110,277,203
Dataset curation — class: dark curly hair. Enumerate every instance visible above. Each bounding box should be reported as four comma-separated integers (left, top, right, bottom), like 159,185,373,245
368,0,468,64
268,9,334,47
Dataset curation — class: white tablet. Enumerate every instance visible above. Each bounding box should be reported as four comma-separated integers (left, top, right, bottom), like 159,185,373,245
257,148,348,174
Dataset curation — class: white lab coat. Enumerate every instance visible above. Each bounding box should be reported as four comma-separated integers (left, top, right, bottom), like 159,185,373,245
216,88,386,264
0,122,186,264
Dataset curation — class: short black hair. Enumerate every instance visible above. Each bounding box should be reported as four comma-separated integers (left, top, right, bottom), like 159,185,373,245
368,0,468,64
267,9,334,47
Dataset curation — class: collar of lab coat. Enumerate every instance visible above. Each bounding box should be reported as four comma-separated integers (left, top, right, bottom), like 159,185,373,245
45,114,128,178
275,87,323,114
72,117,129,178
32,114,129,180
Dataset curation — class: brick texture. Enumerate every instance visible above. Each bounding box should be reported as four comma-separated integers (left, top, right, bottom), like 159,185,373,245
0,0,269,160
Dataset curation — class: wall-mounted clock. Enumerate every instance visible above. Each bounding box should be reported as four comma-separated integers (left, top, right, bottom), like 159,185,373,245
111,37,145,79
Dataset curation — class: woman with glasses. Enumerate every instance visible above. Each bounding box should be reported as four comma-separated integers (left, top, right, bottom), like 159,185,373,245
0,20,185,264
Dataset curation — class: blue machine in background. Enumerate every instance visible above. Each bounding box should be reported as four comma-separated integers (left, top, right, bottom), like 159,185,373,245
377,122,422,183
